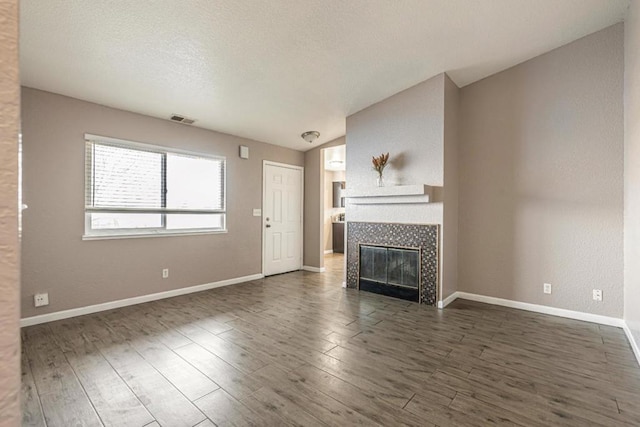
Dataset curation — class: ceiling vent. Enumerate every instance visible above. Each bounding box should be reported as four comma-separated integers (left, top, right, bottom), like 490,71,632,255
169,114,195,125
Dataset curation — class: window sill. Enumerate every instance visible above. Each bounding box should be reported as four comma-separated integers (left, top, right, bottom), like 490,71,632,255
82,229,228,241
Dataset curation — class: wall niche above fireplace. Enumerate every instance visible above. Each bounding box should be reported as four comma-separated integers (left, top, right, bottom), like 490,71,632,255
347,222,439,305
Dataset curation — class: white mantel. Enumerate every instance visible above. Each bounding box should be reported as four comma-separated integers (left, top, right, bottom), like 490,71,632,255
345,184,433,204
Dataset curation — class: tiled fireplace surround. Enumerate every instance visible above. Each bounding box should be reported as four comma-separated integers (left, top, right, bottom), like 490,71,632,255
346,221,439,305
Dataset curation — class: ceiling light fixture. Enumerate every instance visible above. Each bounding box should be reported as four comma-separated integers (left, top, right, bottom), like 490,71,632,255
301,131,320,143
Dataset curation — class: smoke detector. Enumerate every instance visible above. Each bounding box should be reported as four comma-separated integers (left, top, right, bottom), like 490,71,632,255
169,114,195,125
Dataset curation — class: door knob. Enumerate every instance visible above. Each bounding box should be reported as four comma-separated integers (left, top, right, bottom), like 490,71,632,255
266,224,271,228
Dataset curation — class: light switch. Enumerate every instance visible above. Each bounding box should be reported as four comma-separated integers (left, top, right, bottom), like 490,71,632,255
253,208,261,216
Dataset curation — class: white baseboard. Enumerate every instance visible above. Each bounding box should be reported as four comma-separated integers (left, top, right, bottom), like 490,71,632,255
324,249,334,255
446,291,624,328
20,273,264,327
302,265,326,273
437,291,459,309
623,322,640,367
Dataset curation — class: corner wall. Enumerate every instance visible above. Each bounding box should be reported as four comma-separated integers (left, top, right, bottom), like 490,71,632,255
442,75,460,301
458,24,624,317
21,88,304,319
0,0,21,424
624,1,640,356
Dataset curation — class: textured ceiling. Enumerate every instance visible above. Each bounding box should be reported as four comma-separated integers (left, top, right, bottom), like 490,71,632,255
20,0,629,151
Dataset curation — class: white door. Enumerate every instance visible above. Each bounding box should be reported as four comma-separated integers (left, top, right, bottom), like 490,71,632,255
263,162,303,276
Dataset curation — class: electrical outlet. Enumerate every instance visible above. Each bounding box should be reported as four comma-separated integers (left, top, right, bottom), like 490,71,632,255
543,283,552,294
593,289,603,301
34,293,49,307
162,268,169,279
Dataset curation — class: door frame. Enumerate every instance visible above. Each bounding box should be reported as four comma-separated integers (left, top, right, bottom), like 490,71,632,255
262,160,304,276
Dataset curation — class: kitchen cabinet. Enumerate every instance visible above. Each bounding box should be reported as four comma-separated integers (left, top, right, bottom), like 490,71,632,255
332,222,344,253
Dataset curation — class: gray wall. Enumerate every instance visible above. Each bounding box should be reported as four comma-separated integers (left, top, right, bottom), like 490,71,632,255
0,0,20,424
625,3,640,347
442,75,460,301
21,88,304,318
303,136,345,268
458,24,624,317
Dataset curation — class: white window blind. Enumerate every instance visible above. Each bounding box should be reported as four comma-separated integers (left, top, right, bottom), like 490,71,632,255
85,135,226,237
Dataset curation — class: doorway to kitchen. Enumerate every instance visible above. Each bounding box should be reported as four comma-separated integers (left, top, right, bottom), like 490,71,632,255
321,145,346,281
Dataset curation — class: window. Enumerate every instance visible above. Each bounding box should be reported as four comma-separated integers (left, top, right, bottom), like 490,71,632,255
84,135,226,238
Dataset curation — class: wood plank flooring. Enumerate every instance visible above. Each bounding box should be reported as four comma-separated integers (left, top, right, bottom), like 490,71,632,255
22,254,640,426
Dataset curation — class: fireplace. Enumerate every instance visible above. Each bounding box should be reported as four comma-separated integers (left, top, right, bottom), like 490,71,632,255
347,222,439,305
359,245,421,302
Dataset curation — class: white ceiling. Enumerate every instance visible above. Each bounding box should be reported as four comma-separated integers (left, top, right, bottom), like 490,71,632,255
20,0,629,151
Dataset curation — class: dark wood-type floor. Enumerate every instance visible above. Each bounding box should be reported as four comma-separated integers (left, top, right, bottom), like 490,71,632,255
22,254,640,426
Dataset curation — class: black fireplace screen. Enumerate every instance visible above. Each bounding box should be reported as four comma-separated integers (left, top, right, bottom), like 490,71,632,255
359,245,420,289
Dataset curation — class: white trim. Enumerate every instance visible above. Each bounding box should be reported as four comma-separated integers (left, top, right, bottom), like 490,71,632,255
262,160,305,170
623,322,640,367
20,273,263,327
437,291,459,309
262,161,304,277
324,249,334,254
83,229,227,240
302,265,326,273
453,292,624,327
85,133,226,160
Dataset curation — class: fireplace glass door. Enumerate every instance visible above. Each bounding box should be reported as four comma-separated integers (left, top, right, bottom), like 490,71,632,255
359,245,420,302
